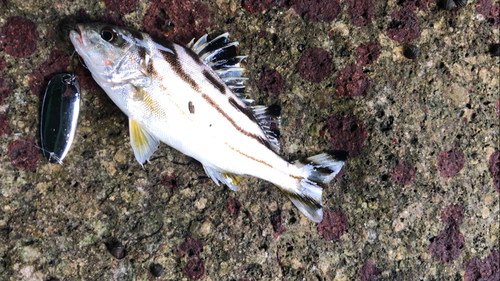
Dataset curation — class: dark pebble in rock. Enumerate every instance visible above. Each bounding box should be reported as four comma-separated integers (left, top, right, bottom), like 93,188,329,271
296,47,332,83
490,43,500,56
150,263,164,277
178,238,203,257
161,174,177,189
428,226,465,263
7,138,39,170
105,239,126,259
0,113,9,136
142,0,210,45
326,114,367,159
359,260,380,281
356,42,380,66
29,50,70,97
489,151,499,193
475,0,500,26
0,57,5,71
391,161,416,186
346,0,375,27
183,258,205,280
436,148,465,178
335,64,370,97
403,44,419,59
464,250,499,281
0,77,12,105
386,8,420,43
316,208,348,241
441,204,464,227
257,69,284,94
226,198,242,216
104,0,136,15
291,0,340,23
437,0,467,10
270,210,286,238
0,16,39,58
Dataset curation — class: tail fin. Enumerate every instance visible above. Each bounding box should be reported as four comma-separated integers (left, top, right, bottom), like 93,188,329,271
280,152,345,222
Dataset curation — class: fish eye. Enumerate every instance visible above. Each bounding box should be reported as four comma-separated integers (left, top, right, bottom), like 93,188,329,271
100,28,117,42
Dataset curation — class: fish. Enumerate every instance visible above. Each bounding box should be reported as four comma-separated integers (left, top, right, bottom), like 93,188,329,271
69,23,345,222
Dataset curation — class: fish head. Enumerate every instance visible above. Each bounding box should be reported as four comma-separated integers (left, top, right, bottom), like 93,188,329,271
69,23,146,85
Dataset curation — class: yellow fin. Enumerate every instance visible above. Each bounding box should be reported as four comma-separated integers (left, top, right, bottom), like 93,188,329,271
203,165,242,191
129,119,160,166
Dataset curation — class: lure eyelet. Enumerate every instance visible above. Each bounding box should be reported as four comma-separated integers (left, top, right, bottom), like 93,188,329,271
100,28,117,42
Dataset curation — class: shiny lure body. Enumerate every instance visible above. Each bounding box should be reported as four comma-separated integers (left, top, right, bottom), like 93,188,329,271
70,23,344,222
40,73,80,164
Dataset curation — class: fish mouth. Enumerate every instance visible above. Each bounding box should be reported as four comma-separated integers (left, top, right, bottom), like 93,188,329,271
69,24,87,56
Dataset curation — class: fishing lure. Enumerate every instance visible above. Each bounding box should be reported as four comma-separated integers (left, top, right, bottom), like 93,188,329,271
40,71,81,164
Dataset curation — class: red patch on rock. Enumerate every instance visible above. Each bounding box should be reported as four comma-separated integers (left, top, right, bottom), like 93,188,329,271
496,99,500,119
316,208,348,241
7,138,39,170
142,0,210,45
397,0,432,11
29,50,70,97
475,0,500,26
270,211,286,238
177,238,203,257
296,47,331,83
291,0,341,23
242,0,281,13
346,0,375,27
0,114,9,136
335,64,370,97
0,78,12,105
488,151,500,193
0,16,39,58
160,174,177,189
326,114,367,159
359,260,380,281
436,148,465,178
104,0,136,15
464,250,499,281
183,258,204,280
441,204,464,228
356,42,380,66
0,56,5,71
386,8,420,43
257,69,284,94
428,225,465,263
391,161,416,186
226,198,242,216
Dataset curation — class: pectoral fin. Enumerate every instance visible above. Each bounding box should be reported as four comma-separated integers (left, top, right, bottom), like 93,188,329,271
129,119,160,166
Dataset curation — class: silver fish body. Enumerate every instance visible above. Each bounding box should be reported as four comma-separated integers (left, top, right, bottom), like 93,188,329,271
70,23,344,222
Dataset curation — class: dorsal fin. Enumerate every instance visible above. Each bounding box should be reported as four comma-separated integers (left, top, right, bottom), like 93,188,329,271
187,33,281,152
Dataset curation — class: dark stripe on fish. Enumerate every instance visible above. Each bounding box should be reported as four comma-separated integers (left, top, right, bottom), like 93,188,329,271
225,142,272,168
203,70,226,94
202,94,272,151
188,101,195,114
228,97,257,123
154,38,200,92
185,47,204,65
280,188,322,209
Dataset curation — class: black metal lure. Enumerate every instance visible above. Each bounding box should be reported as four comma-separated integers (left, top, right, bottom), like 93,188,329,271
40,73,81,164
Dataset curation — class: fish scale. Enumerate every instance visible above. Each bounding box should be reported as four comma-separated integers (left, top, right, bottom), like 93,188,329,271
70,23,345,222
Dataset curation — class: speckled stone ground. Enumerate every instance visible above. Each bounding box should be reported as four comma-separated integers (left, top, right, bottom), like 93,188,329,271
0,0,498,280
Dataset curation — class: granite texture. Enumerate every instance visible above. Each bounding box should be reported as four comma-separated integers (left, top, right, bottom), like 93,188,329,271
0,0,498,280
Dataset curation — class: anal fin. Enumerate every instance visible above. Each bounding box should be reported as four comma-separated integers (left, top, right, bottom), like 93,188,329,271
129,119,160,166
203,165,242,191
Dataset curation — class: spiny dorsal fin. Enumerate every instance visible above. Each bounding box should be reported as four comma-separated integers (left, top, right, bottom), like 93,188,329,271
188,33,282,152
